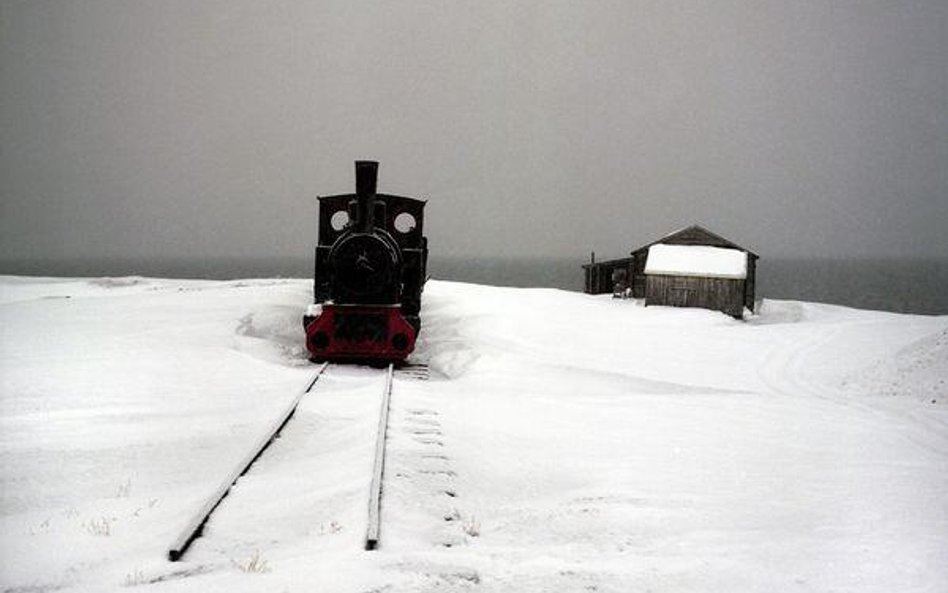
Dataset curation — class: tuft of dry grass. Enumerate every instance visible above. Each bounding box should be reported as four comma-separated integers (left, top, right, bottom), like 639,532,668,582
28,517,51,536
462,516,481,538
124,568,146,586
320,520,343,535
84,516,114,536
115,478,132,498
234,550,271,574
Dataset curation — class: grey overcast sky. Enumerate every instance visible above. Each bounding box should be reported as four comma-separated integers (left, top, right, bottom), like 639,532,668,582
2,0,946,267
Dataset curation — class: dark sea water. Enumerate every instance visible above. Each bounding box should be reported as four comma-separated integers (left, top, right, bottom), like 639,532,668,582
429,257,948,316
3,256,947,315
426,257,948,316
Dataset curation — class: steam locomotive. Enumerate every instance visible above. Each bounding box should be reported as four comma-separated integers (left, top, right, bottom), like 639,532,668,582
303,161,428,363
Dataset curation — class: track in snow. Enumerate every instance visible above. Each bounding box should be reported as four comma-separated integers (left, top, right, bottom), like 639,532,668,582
167,362,422,561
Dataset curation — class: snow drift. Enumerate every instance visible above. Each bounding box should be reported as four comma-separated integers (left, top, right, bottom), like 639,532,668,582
1,276,946,592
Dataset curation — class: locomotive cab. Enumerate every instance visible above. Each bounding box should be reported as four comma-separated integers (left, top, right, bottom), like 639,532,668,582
304,161,428,364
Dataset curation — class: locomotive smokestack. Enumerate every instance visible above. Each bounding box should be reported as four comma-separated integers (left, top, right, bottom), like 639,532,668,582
354,160,378,231
355,160,378,197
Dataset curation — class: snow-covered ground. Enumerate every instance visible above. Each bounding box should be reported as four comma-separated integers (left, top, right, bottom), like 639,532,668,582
1,275,946,592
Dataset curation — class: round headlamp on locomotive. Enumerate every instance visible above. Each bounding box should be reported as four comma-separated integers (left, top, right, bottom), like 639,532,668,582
303,161,428,363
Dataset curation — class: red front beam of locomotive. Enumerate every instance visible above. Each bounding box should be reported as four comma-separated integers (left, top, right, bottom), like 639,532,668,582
303,303,417,362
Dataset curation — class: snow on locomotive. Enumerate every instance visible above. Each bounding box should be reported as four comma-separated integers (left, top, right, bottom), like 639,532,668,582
303,161,428,363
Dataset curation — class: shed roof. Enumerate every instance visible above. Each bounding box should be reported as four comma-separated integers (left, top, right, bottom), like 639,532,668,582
581,256,635,270
631,224,759,259
644,244,748,279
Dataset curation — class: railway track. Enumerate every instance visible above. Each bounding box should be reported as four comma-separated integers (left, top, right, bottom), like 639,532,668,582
167,362,415,561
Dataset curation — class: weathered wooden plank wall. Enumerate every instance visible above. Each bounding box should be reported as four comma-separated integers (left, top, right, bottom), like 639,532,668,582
645,275,746,318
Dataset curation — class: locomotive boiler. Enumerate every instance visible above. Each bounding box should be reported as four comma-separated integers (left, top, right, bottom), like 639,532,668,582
303,161,428,363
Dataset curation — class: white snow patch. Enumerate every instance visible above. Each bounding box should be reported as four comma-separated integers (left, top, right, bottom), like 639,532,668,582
2,275,947,593
841,327,948,402
645,243,748,279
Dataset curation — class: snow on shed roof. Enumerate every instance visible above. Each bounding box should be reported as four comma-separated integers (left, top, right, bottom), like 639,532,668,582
644,244,747,279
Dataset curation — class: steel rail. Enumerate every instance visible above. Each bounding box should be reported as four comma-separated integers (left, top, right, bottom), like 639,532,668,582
167,362,330,561
364,363,395,550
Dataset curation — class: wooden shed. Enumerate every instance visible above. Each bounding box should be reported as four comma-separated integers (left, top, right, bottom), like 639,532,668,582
583,225,759,317
639,226,757,317
582,255,635,296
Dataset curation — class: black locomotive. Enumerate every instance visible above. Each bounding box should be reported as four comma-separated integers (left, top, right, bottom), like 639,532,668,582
303,161,428,363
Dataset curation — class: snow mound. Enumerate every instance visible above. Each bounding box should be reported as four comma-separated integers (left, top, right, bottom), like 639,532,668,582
748,299,806,324
842,328,948,402
88,276,149,289
234,306,310,367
